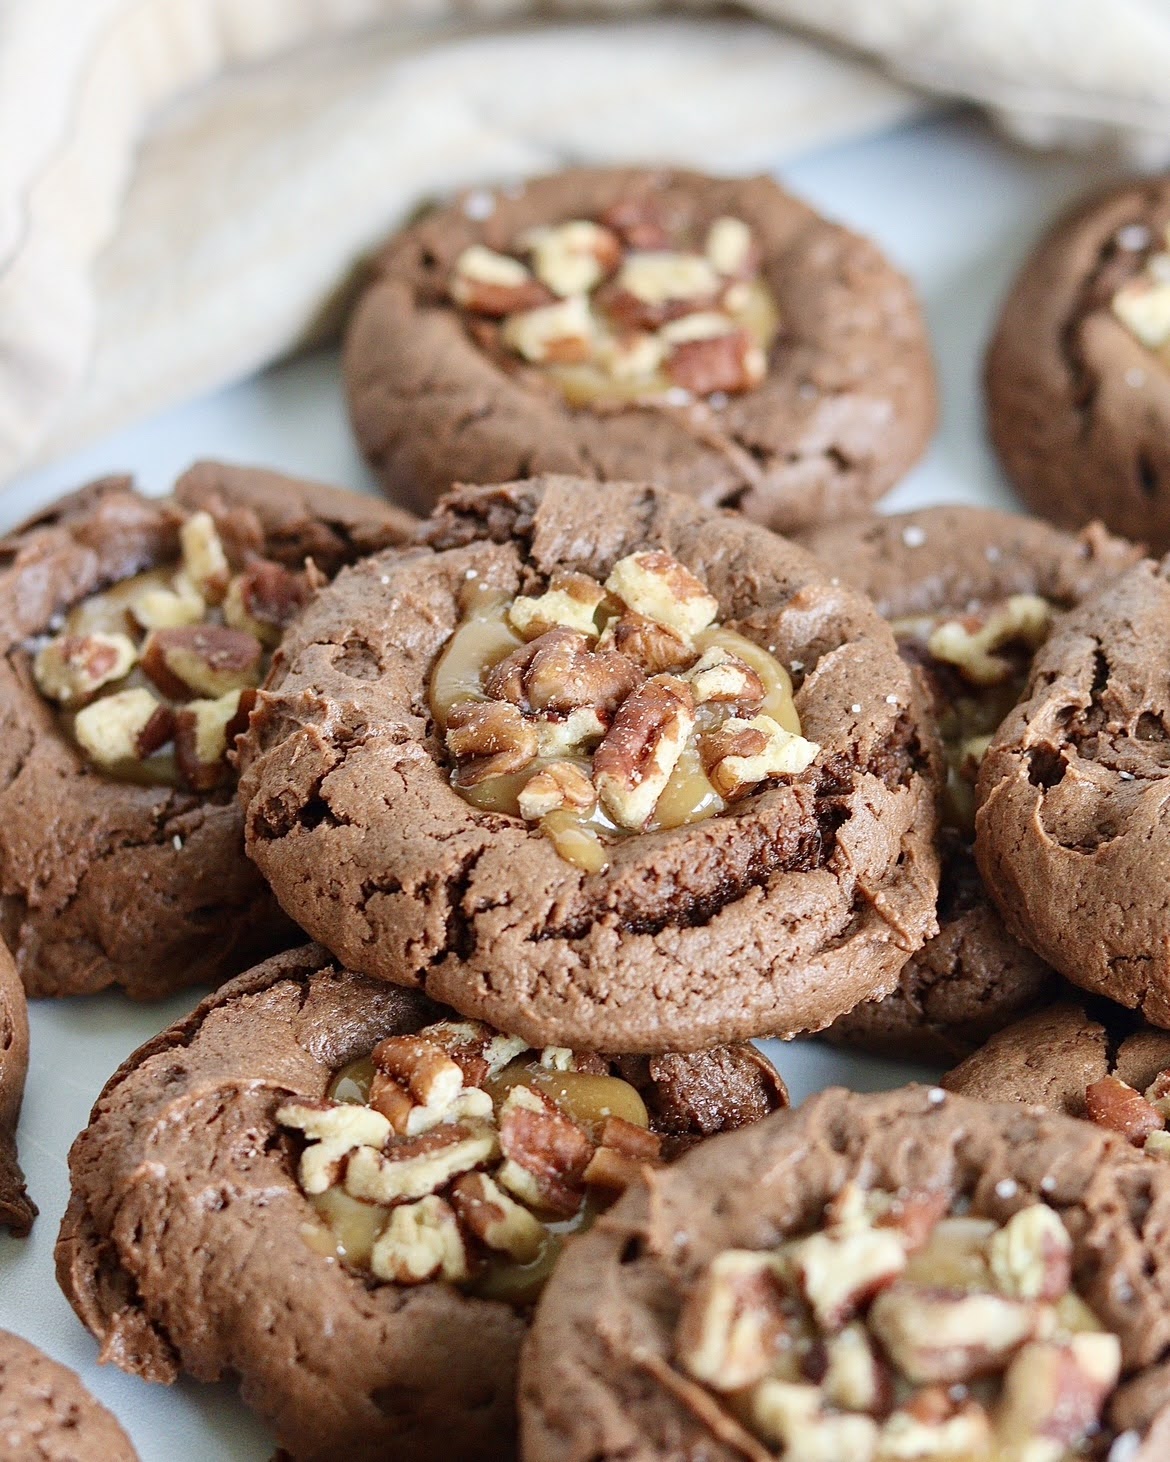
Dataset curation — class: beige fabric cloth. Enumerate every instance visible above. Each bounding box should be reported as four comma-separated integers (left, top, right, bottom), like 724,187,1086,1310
4,0,1170,482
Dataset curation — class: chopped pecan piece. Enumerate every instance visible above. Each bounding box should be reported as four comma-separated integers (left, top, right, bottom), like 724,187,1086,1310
1113,273,1170,349
600,252,721,331
676,1250,789,1391
520,220,622,296
987,1204,1072,1303
599,612,694,673
450,1171,546,1262
179,510,231,604
445,701,538,783
867,1284,1036,1383
344,1124,499,1206
129,573,205,631
141,625,263,699
496,1083,594,1217
604,551,718,640
508,570,607,640
173,689,243,791
686,646,765,707
705,216,757,278
73,688,174,769
786,1225,907,1332
33,631,137,706
223,560,309,646
449,244,552,316
926,594,1051,687
997,1335,1121,1451
593,674,695,829
484,627,641,716
666,326,766,396
877,1394,992,1459
518,761,596,820
748,1381,879,1461
501,295,595,365
368,1194,469,1285
820,1324,890,1415
373,1035,465,1111
1085,1075,1163,1145
702,713,819,799
276,1100,392,1194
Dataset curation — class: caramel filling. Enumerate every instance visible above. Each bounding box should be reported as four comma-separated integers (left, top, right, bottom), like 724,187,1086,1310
28,511,307,792
673,1183,1119,1462
281,1020,662,1308
448,209,780,408
432,552,819,872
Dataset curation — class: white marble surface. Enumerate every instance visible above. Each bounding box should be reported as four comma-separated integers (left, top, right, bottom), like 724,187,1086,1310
0,111,1125,1458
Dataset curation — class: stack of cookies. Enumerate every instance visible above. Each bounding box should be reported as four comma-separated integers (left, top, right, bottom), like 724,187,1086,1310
4,165,1170,1462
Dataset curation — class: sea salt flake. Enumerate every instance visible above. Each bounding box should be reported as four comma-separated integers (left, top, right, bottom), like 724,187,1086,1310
850,703,862,714
1117,223,1151,251
462,188,495,220
902,526,927,548
927,1088,946,1105
995,1178,1018,1200
172,835,183,851
1125,367,1147,388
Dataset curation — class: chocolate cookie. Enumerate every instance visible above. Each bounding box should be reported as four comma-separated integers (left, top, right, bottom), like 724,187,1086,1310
977,555,1170,1025
237,476,941,1052
986,177,1170,552
344,167,936,532
0,937,34,1233
0,1329,137,1460
56,944,786,1461
799,507,1139,1061
0,460,414,999
945,1001,1170,1127
521,1086,1170,1461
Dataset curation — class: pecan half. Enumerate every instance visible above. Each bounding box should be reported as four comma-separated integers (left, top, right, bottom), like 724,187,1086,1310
599,612,694,673
593,674,695,829
446,701,538,783
484,627,641,716
496,1083,594,1217
1085,1075,1163,1145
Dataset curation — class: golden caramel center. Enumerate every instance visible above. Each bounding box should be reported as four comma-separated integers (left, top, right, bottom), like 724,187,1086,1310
431,550,819,872
279,1019,661,1307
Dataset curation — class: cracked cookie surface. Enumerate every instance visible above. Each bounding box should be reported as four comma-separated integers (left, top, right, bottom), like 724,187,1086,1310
0,938,34,1234
987,177,1170,552
520,1085,1170,1462
800,507,1138,1062
976,555,1170,1026
55,944,786,1462
237,476,941,1052
344,167,936,534
0,1329,137,1461
0,461,415,999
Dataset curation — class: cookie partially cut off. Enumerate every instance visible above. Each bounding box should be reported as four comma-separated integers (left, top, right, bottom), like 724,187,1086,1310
944,1001,1170,1117
977,556,1170,1026
987,177,1170,552
345,167,935,533
56,944,786,1462
521,1086,1170,1462
800,507,1138,1061
0,1329,137,1460
237,477,941,1052
0,460,415,999
0,938,34,1233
